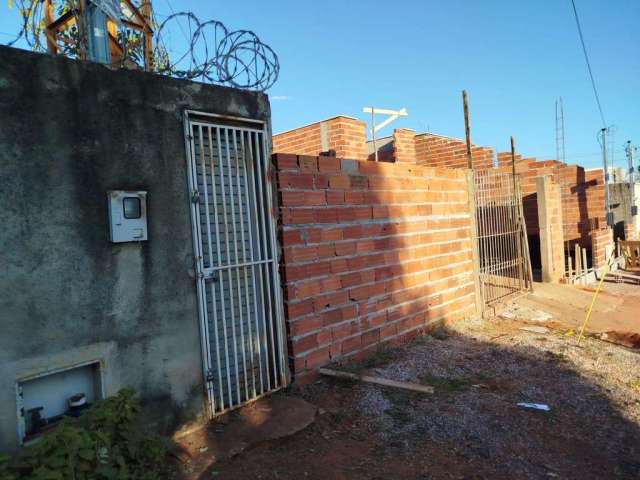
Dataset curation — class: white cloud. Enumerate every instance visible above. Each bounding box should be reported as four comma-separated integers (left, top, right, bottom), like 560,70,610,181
271,95,294,101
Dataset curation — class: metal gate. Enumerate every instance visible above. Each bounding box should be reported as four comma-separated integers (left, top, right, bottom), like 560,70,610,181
183,111,288,416
471,170,533,310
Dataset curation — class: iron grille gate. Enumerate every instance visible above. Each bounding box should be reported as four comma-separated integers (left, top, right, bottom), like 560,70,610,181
184,111,288,416
471,170,533,310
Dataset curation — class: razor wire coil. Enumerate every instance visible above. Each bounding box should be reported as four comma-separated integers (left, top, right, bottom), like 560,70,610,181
5,2,279,92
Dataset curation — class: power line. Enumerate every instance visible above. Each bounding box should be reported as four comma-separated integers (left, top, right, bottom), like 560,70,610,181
570,0,607,128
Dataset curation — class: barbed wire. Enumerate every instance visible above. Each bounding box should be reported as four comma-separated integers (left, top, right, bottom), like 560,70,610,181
153,12,279,91
4,2,279,92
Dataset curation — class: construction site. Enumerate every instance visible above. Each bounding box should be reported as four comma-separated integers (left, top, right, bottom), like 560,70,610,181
0,1,638,479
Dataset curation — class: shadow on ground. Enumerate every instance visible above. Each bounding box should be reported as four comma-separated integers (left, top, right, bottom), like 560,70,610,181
191,317,640,480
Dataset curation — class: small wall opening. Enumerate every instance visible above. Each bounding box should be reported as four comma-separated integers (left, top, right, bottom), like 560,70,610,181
528,233,541,279
17,362,103,444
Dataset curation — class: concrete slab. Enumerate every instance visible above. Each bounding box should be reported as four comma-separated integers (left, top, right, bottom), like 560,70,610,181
512,281,640,343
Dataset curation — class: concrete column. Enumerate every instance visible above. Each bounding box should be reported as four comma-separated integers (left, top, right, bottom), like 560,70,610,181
591,227,614,268
536,175,565,283
632,183,640,240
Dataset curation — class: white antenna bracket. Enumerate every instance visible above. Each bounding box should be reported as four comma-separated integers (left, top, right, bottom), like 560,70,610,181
363,107,409,161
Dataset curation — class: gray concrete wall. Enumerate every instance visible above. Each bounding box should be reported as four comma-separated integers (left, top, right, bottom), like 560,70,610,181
610,182,640,239
0,46,270,450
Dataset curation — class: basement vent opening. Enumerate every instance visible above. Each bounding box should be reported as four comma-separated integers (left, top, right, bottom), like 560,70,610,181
17,362,103,445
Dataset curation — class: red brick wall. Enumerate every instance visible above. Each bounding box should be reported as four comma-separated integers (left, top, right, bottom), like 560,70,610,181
274,119,496,169
273,116,368,161
591,227,613,268
274,153,476,380
415,134,494,169
624,222,637,241
584,169,606,230
496,151,523,167
496,158,606,249
273,117,607,252
393,128,417,164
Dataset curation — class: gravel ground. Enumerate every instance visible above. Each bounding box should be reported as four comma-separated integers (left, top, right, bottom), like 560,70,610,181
208,310,640,479
354,315,640,478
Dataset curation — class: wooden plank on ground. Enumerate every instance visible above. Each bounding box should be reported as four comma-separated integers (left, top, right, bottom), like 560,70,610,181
319,368,434,394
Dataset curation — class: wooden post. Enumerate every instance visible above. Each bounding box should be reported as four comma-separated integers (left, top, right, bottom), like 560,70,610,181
141,0,154,71
44,0,58,54
510,137,517,177
511,136,525,289
463,90,472,169
371,109,378,162
575,243,582,276
77,0,88,61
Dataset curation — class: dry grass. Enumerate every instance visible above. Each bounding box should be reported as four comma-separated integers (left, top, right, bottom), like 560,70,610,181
352,315,640,478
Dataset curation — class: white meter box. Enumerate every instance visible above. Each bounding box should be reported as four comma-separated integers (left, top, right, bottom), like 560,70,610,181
108,190,148,243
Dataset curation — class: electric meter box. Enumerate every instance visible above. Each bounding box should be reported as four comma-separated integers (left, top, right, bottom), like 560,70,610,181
107,190,148,243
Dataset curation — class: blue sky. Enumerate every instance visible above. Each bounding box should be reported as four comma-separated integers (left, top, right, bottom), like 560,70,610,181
1,1,638,168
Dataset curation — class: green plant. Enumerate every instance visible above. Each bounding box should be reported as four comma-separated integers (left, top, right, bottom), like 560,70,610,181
427,326,450,341
0,454,17,480
6,389,168,480
418,373,471,393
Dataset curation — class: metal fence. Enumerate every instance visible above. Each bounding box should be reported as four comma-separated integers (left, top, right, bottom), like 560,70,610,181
472,170,533,309
184,111,288,416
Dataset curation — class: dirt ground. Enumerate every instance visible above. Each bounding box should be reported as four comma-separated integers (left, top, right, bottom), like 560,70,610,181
512,275,640,343
182,281,640,480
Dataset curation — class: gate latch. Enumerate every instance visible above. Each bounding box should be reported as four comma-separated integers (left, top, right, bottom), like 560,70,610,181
205,369,215,382
203,272,218,283
191,190,200,204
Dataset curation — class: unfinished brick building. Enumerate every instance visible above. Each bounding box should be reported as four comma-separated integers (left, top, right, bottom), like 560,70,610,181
273,116,610,275
272,114,616,380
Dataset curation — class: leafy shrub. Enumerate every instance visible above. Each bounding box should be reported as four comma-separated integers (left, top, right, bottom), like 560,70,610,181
0,454,17,480
2,389,168,480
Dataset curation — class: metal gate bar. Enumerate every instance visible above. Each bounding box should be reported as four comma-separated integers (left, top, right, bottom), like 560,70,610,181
184,112,288,416
472,170,532,309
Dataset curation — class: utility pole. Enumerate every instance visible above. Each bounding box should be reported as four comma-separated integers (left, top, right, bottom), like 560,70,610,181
555,98,566,163
463,90,472,169
626,141,636,184
601,128,613,227
84,0,111,64
627,141,638,227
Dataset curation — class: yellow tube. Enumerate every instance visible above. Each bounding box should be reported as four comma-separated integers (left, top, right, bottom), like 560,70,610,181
577,262,610,344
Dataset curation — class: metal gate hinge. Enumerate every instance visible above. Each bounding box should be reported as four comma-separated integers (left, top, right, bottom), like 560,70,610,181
191,190,200,203
206,369,215,382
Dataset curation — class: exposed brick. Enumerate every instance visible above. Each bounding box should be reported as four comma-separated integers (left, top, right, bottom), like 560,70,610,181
290,315,323,336
275,152,489,379
305,347,331,369
299,155,318,172
274,153,298,170
318,156,341,172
